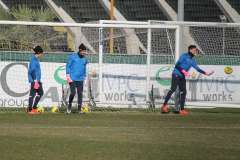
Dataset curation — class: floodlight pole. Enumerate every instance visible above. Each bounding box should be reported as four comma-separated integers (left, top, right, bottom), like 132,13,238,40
109,0,114,54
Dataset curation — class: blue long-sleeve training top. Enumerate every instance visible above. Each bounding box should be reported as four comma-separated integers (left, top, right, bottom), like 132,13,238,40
66,52,88,81
28,55,41,83
173,52,205,77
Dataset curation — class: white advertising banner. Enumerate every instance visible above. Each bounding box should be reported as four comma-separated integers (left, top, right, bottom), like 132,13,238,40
101,64,240,106
0,62,239,108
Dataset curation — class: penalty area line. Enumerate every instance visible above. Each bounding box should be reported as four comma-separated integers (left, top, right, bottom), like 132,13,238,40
0,126,239,130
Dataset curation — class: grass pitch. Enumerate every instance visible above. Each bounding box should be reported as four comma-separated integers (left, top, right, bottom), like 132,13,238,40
0,108,240,160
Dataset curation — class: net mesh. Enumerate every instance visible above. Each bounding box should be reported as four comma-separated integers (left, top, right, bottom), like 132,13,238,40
152,21,240,107
0,0,239,111
0,22,178,109
0,20,240,109
0,24,99,111
1,0,239,23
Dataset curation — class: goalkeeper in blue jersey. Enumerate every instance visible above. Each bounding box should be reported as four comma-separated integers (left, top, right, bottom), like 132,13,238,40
161,45,214,115
27,46,44,114
66,43,88,114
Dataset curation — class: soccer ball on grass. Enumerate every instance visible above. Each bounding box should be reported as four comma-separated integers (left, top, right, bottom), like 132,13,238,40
37,106,44,113
51,106,58,113
81,104,90,113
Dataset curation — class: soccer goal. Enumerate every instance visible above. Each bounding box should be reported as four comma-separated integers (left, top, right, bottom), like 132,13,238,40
0,20,180,109
0,20,239,110
151,20,240,108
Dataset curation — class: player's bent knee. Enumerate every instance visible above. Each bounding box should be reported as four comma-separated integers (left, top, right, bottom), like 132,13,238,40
169,88,176,93
70,93,76,97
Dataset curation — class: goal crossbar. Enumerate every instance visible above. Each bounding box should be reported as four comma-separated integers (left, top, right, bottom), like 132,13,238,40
0,20,178,29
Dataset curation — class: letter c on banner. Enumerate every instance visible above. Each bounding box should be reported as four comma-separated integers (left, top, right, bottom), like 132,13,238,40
1,63,29,97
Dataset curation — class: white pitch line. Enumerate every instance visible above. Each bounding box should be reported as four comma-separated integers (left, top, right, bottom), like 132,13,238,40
164,126,240,129
0,126,240,130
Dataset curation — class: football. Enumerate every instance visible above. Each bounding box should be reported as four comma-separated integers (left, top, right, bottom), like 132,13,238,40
224,66,233,74
37,106,44,113
51,106,58,113
81,104,90,113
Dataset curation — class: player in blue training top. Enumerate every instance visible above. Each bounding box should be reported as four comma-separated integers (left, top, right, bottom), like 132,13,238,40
28,46,44,114
161,45,214,115
66,43,88,114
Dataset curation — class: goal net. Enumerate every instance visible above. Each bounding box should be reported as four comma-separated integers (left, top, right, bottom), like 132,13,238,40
98,21,178,107
152,21,240,108
0,21,100,110
0,20,239,110
0,20,179,110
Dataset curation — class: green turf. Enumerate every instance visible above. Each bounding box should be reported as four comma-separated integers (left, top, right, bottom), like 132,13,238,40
0,109,240,160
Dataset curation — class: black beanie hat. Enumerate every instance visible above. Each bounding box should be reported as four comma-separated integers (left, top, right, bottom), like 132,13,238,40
78,43,87,51
188,45,197,52
33,45,43,54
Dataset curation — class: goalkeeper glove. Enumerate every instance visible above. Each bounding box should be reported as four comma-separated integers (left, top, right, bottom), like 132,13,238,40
66,74,73,83
34,81,40,90
181,69,190,77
